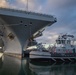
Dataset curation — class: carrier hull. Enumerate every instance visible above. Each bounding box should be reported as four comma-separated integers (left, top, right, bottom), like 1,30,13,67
0,8,56,54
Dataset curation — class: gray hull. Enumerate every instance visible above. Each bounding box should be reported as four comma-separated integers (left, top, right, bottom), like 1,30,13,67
0,8,56,54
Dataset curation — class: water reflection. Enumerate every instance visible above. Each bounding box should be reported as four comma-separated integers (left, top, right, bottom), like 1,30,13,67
0,55,21,75
0,55,76,75
28,61,76,75
0,55,3,70
19,58,32,75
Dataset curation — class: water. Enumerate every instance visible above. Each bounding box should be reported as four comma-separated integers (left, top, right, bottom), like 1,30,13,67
0,55,76,75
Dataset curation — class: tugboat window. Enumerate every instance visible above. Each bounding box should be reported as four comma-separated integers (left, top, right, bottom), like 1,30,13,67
62,40,65,44
67,40,70,44
57,40,61,44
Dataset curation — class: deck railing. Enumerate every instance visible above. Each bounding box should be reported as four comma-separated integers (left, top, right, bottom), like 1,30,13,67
0,7,55,18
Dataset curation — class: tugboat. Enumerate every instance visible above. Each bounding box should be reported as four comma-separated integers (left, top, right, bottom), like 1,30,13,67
30,34,76,62
51,34,76,54
49,34,76,62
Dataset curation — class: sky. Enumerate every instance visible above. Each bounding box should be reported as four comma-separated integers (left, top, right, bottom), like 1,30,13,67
0,0,76,44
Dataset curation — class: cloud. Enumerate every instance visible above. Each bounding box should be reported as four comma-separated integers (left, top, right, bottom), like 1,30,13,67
16,0,30,9
7,0,42,12
46,0,76,11
7,0,46,12
0,0,9,7
41,0,76,44
36,31,59,44
0,0,76,44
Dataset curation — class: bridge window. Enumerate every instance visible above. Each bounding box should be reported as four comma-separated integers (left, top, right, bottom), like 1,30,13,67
56,40,61,44
67,40,70,44
62,40,65,44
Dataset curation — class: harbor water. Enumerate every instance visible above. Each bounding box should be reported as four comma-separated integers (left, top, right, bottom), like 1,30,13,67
0,55,76,75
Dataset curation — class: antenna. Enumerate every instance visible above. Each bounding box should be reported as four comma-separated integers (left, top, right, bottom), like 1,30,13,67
27,0,28,11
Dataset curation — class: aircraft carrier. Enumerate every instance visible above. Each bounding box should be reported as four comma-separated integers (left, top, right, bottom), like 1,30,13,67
0,7,57,56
